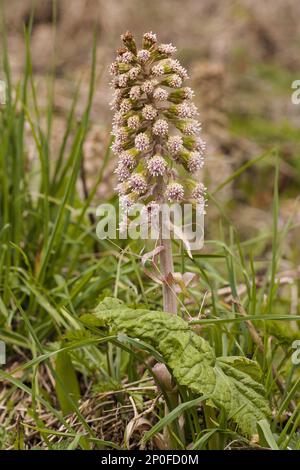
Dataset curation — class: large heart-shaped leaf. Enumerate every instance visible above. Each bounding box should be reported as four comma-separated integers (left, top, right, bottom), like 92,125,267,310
88,298,271,436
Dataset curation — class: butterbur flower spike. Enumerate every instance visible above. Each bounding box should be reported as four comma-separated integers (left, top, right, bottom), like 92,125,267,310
110,31,206,213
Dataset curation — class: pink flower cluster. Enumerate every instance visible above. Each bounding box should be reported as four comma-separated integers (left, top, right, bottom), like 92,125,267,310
110,31,206,210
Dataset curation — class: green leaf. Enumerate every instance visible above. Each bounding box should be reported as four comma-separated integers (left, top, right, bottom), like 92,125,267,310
93,298,271,436
257,419,279,449
55,351,81,416
80,313,106,327
216,356,263,382
213,357,271,435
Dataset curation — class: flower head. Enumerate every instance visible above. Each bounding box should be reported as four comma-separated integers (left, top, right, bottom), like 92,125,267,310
135,133,150,151
141,80,156,94
192,182,206,201
109,62,119,76
151,63,165,77
183,87,194,100
143,32,157,49
120,194,136,209
129,86,141,101
153,119,169,137
174,102,198,118
165,183,185,202
183,120,201,135
115,164,131,182
127,115,140,130
118,51,134,64
164,74,182,88
187,152,204,172
137,49,151,63
158,43,177,56
142,104,157,121
153,87,168,101
192,183,207,214
129,66,141,80
147,155,167,176
119,98,132,113
168,59,189,79
167,136,183,156
195,137,206,153
119,151,136,169
113,110,125,126
129,173,148,195
117,73,129,88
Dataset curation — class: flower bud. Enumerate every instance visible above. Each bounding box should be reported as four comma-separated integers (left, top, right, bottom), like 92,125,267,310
121,31,137,54
143,31,157,49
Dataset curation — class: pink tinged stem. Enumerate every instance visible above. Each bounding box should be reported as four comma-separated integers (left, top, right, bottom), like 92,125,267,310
160,236,178,315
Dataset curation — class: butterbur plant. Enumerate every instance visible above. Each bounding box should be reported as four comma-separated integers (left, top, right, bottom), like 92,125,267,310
110,31,206,313
94,32,272,444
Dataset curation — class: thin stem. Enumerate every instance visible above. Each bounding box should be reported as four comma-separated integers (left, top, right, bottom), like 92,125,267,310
160,235,177,315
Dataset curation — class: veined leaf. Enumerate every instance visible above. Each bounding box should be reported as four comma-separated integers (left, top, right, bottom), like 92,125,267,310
91,298,271,436
213,357,271,435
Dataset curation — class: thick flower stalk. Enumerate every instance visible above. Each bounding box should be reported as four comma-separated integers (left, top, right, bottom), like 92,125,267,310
110,31,206,313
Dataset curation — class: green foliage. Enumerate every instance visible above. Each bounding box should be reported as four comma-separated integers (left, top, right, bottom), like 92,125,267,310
88,297,271,436
266,320,300,345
